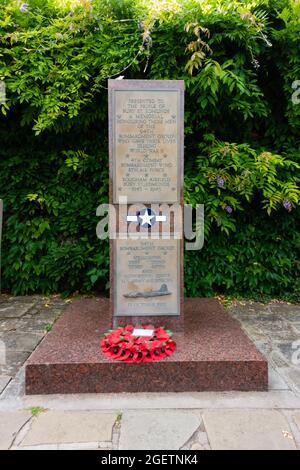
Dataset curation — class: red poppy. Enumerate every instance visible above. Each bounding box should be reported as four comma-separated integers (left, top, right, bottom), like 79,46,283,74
123,333,134,341
124,325,134,332
148,339,163,349
164,342,176,355
155,328,170,341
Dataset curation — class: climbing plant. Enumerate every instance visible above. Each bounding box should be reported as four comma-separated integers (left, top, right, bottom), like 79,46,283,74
0,0,299,299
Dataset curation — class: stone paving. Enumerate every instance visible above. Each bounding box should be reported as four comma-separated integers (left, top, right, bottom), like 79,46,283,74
0,296,300,450
0,294,66,381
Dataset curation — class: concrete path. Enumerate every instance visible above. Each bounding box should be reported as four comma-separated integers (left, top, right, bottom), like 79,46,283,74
0,295,300,450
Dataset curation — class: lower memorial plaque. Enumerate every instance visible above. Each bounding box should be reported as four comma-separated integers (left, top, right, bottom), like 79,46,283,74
113,238,180,317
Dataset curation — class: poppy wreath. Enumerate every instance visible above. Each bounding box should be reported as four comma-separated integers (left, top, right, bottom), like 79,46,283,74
100,325,176,363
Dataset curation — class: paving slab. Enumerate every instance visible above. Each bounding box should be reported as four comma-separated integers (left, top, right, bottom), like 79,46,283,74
240,325,269,343
14,317,55,333
256,321,296,336
0,319,21,333
280,410,300,448
0,351,31,376
0,375,11,394
20,411,117,447
269,304,300,319
188,430,210,450
285,368,300,394
190,438,210,450
0,410,31,449
0,339,5,365
229,302,271,317
0,318,48,334
292,323,300,333
264,329,299,342
16,390,300,412
268,367,289,390
293,414,300,432
269,350,291,368
119,410,201,450
0,367,25,400
6,296,40,302
254,340,273,354
12,442,102,450
276,342,299,366
203,410,296,450
23,310,62,322
0,332,43,351
0,303,35,318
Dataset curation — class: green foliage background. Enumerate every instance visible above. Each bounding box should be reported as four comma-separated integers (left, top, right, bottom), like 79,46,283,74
0,0,299,299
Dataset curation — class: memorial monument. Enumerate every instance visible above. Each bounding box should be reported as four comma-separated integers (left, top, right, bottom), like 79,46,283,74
108,79,184,331
25,80,268,394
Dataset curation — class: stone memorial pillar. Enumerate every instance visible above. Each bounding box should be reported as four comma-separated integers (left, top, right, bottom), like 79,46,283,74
108,80,184,330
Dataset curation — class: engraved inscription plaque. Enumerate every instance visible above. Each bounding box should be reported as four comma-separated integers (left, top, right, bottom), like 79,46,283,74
109,80,184,203
114,239,180,316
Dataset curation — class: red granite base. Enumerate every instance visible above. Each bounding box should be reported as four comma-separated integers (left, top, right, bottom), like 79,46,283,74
25,298,268,394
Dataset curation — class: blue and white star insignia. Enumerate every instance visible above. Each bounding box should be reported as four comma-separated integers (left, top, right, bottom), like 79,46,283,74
126,208,167,227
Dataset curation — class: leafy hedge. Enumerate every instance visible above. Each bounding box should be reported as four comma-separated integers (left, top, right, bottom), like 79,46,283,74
0,0,299,299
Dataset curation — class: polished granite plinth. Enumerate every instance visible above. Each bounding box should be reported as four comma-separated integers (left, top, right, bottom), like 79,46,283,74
25,298,268,394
